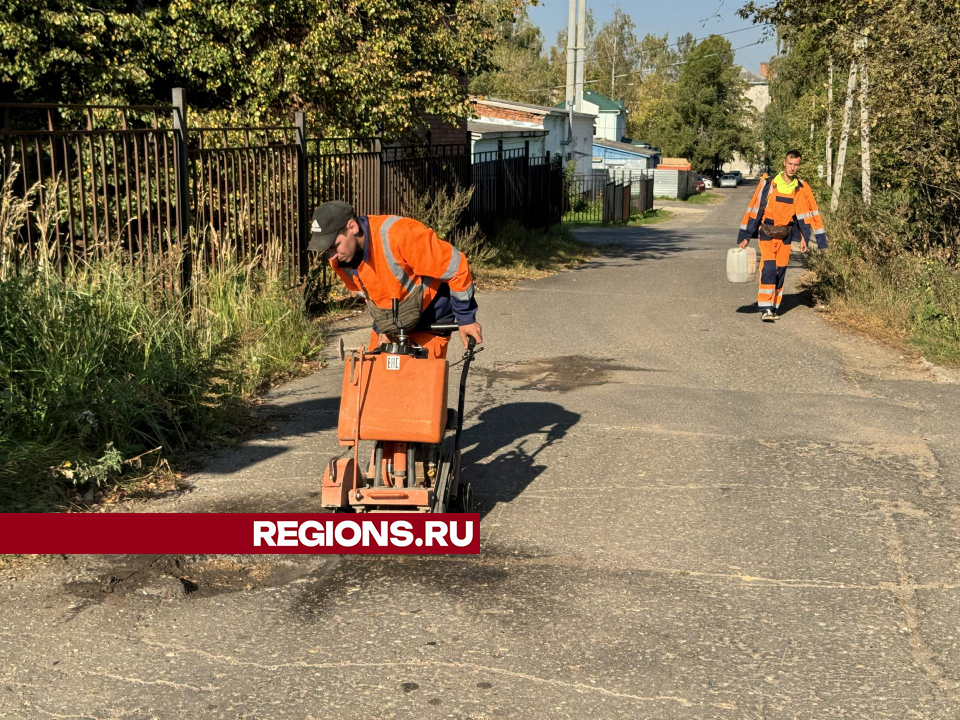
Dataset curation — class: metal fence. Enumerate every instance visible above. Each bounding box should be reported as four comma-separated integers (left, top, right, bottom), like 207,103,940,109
2,92,566,298
562,172,654,224
470,147,562,233
1,102,183,279
191,124,301,274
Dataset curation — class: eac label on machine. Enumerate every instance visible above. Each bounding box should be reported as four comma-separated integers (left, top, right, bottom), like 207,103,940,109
386,355,401,370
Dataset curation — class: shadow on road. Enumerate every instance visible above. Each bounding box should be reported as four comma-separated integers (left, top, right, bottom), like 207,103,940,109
462,401,580,518
192,395,342,476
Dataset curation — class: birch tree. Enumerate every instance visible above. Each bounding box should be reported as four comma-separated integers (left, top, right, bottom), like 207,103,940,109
856,36,871,206
831,55,858,212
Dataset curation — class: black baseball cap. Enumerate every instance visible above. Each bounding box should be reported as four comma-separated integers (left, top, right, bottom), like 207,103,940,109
308,201,355,253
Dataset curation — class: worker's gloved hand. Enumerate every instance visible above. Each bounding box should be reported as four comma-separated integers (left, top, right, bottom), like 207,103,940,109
738,239,749,249
458,322,483,348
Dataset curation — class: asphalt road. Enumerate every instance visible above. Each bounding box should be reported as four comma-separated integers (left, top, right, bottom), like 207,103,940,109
3,184,960,719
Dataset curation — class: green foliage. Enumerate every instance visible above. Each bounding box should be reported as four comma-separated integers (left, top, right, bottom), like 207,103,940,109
590,9,641,102
404,183,494,264
469,7,554,105
1,0,522,138
740,0,960,263
627,33,685,140
807,197,960,366
646,35,752,171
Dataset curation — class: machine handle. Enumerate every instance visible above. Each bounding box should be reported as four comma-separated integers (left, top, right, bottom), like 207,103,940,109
428,323,459,333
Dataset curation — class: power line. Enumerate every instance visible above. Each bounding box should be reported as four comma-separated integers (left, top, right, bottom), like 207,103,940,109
615,39,770,80
515,39,771,95
540,23,773,73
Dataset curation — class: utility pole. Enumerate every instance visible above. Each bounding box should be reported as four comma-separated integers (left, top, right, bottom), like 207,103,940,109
565,0,577,150
565,0,576,115
574,0,587,113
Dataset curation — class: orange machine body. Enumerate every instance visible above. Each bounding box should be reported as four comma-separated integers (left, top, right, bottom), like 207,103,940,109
338,350,449,445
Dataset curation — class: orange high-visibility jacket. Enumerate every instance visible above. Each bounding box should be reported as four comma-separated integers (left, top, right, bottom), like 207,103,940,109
331,215,476,325
737,174,828,248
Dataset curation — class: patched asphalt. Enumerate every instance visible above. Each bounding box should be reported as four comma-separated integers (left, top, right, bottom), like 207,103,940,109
3,185,960,719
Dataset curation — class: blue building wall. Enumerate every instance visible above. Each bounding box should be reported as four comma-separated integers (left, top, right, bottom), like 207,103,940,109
591,144,661,172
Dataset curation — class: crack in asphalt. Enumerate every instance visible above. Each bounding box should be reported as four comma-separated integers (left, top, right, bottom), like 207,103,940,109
133,636,736,711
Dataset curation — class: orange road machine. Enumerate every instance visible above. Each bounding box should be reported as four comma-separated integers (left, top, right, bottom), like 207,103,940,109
321,300,482,513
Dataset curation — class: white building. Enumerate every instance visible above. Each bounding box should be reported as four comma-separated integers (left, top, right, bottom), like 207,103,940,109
722,73,772,177
576,89,627,143
471,97,595,174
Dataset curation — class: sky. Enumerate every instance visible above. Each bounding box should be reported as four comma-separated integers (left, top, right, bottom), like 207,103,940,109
527,0,777,74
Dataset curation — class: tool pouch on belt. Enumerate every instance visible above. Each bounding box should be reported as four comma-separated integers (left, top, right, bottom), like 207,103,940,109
365,284,424,334
759,224,792,240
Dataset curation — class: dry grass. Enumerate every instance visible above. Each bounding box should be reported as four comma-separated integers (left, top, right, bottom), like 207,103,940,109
806,204,960,368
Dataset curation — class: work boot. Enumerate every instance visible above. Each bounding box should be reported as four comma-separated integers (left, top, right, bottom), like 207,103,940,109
760,308,776,322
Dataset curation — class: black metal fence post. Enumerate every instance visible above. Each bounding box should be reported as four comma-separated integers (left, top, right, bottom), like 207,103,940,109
172,88,192,295
496,140,504,222
295,111,308,277
523,140,530,226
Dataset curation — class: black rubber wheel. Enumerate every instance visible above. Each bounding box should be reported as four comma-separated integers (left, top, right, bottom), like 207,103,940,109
453,482,473,513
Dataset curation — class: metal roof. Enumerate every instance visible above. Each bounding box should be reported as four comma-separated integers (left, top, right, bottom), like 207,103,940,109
467,120,548,137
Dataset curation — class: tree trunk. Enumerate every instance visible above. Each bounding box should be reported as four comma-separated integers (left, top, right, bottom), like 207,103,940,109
831,57,858,212
826,57,834,187
610,35,617,96
857,37,871,206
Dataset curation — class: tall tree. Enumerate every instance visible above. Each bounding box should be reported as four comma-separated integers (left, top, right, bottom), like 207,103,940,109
469,7,554,105
648,35,751,171
740,0,960,261
627,33,681,140
589,7,641,100
0,0,521,138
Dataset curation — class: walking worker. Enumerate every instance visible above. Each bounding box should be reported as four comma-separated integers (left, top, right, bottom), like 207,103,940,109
737,150,828,321
308,201,483,356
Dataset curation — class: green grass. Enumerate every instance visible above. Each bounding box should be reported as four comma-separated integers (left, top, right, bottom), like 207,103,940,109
682,191,723,205
655,191,722,205
806,203,960,368
628,209,674,225
471,221,594,288
1,172,322,511
563,208,673,228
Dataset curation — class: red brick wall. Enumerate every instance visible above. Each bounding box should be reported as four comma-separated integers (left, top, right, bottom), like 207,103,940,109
410,113,469,147
472,103,544,126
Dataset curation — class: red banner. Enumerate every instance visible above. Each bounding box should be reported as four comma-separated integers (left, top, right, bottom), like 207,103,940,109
0,513,480,554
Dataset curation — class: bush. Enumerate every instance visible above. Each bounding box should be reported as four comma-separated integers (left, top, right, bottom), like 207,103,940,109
807,192,960,366
404,183,496,264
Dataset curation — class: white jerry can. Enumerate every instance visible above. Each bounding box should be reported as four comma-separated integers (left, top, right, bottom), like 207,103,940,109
726,247,757,283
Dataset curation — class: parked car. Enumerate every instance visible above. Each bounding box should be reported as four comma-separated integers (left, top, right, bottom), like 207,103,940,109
695,178,705,193
731,170,743,185
719,174,738,188
698,175,714,189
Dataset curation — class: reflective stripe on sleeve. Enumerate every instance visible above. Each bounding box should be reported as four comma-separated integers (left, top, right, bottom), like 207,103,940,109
378,216,416,293
439,248,463,282
451,286,475,302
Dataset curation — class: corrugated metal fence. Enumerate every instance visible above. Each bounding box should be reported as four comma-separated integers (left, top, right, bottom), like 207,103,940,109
651,169,697,200
563,172,654,224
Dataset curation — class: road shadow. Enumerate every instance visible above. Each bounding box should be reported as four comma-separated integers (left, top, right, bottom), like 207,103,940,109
187,395,342,477
461,401,580,518
736,287,815,317
569,228,704,272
